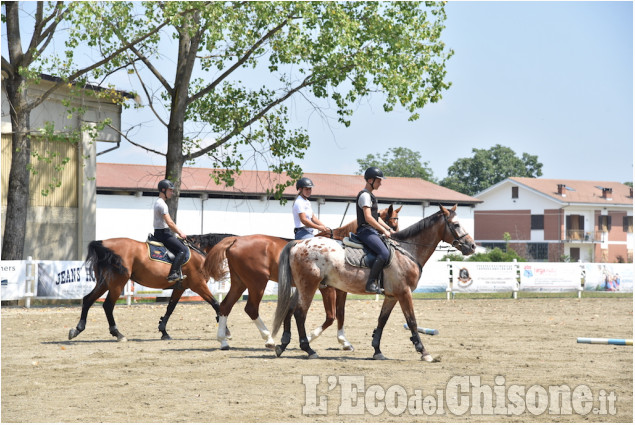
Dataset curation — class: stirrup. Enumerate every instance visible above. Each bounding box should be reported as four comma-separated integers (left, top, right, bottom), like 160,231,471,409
365,280,381,294
167,272,184,283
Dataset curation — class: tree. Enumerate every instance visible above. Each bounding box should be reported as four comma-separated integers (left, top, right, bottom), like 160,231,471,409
92,1,453,218
440,144,542,196
356,147,435,182
1,2,165,259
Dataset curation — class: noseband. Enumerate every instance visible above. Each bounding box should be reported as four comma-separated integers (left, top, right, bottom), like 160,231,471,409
444,213,469,249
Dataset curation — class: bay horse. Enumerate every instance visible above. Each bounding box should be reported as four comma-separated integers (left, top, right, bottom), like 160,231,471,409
68,235,230,342
202,205,401,350
272,205,476,361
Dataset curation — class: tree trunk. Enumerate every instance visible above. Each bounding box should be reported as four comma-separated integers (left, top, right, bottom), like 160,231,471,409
165,121,184,221
2,77,31,260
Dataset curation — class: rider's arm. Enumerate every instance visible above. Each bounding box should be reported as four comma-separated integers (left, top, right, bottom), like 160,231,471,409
363,207,391,238
163,213,187,239
378,216,395,234
299,212,328,232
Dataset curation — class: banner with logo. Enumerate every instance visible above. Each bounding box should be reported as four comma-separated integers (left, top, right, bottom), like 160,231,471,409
451,262,518,293
520,263,582,292
583,263,633,292
36,261,97,299
415,261,450,293
1,261,28,301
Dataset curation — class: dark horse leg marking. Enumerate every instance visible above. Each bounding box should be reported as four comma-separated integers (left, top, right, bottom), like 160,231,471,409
68,284,109,340
158,288,185,340
275,310,294,357
371,296,398,360
103,284,126,342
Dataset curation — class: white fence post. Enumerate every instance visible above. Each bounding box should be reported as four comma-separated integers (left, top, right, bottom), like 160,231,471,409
125,280,133,306
24,256,35,308
513,259,519,299
446,259,453,300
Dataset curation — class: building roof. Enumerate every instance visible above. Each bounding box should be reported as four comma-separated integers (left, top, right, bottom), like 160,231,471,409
508,177,633,205
97,162,481,205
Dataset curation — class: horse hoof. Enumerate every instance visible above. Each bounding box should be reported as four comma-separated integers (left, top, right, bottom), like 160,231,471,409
265,341,276,350
342,343,354,351
422,353,441,363
68,329,77,340
373,353,387,360
161,334,172,341
307,353,319,359
275,345,284,357
117,336,127,342
220,345,230,351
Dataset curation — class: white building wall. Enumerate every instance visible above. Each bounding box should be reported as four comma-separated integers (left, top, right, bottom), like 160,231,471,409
96,194,475,261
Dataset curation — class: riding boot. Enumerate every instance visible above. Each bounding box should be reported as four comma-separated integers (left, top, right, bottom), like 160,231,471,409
365,257,386,294
167,252,186,283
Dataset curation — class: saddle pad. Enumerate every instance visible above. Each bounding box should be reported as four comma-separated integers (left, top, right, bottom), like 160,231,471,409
344,243,394,269
146,242,191,265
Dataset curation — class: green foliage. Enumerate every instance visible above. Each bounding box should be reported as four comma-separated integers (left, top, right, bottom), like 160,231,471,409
440,144,543,196
468,247,526,262
95,1,453,200
439,253,465,262
356,147,436,182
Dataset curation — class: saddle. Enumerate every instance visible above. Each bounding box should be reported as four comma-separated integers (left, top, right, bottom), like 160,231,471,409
342,233,394,269
146,234,191,265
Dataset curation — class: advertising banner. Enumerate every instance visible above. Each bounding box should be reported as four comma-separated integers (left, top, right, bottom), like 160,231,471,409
451,262,518,293
415,261,450,293
36,261,97,299
1,261,28,301
583,263,633,292
519,263,582,292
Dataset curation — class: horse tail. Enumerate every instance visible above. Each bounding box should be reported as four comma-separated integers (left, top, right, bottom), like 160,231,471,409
85,240,128,287
272,240,299,336
203,236,238,280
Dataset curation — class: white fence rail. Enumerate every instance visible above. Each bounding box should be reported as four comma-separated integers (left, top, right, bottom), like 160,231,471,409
1,259,632,307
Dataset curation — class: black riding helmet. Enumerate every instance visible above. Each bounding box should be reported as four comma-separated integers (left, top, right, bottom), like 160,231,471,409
364,167,385,181
296,177,314,190
158,179,174,194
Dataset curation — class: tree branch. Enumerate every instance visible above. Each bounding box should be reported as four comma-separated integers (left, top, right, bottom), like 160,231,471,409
106,123,166,157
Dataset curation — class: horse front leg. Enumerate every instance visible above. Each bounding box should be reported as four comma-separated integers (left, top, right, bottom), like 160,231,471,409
335,288,353,351
399,294,437,363
69,284,108,340
372,296,398,360
243,288,275,349
158,288,184,340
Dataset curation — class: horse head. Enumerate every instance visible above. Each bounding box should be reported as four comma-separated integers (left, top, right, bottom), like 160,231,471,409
382,204,402,232
440,204,476,256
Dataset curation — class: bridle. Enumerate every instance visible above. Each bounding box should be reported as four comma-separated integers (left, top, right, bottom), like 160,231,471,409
443,212,470,249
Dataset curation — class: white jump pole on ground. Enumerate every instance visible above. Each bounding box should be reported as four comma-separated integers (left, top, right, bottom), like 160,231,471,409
577,337,633,346
24,256,35,309
403,323,439,335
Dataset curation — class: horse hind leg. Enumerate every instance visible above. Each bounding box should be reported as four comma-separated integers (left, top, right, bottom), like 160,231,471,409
308,286,335,343
69,284,108,340
275,309,293,357
102,284,127,342
335,289,353,351
371,296,398,360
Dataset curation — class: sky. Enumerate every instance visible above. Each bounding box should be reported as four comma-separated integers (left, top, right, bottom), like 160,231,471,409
5,1,634,184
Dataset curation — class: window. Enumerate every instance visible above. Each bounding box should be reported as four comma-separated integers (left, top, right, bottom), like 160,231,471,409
624,216,633,233
531,215,544,230
511,187,519,199
527,243,548,260
598,215,611,232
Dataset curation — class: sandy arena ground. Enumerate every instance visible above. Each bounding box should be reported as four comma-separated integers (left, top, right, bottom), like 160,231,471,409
1,297,632,422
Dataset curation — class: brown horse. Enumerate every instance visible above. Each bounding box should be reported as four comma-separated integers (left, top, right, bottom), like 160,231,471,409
203,205,401,350
272,205,476,361
68,237,228,342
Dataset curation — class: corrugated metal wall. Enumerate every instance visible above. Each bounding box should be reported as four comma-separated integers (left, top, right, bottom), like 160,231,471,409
1,133,78,207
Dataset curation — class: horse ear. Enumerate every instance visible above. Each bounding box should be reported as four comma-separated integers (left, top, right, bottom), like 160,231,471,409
395,205,402,213
439,204,449,216
387,204,394,215
451,204,457,212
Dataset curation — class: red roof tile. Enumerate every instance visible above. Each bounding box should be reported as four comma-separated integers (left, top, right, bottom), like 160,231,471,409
509,177,633,205
97,162,481,204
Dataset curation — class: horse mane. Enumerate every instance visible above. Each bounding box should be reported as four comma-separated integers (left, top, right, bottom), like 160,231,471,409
187,233,236,250
392,209,447,241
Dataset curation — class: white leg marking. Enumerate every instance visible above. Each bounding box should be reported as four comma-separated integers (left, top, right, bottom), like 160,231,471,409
253,316,275,349
308,326,324,342
338,328,354,351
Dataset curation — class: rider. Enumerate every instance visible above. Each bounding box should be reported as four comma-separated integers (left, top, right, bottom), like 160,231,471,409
154,179,188,283
292,177,329,240
356,167,395,294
